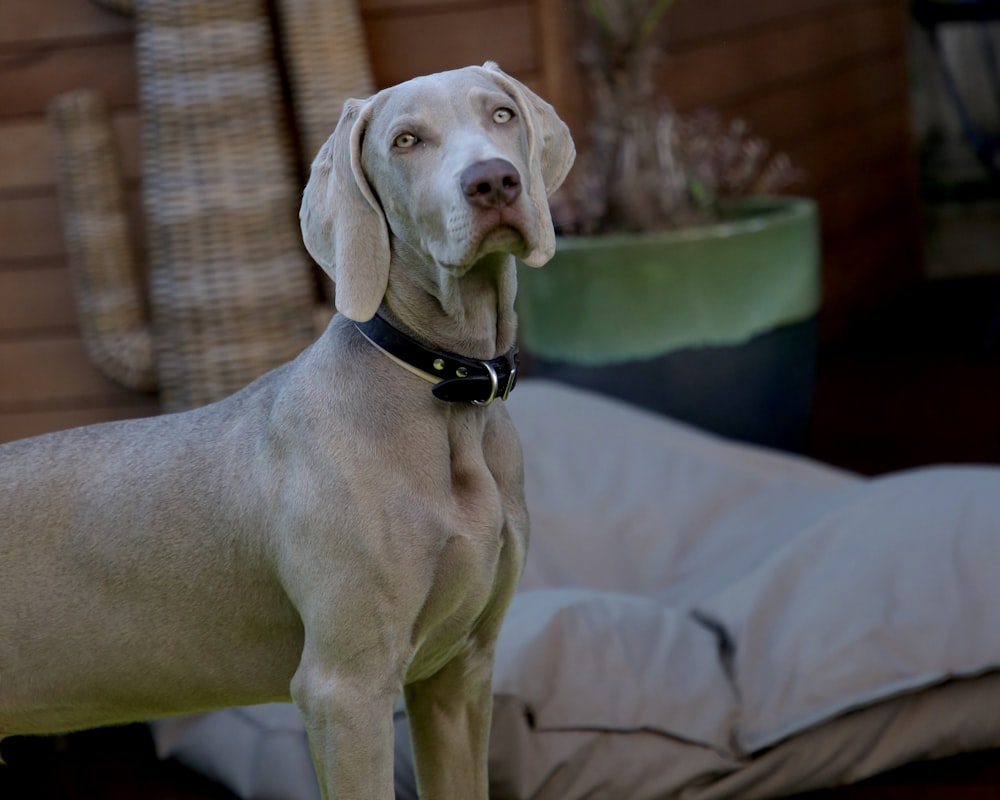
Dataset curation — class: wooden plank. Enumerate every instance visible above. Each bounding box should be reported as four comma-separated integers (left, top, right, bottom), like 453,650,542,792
814,154,918,239
366,2,537,87
0,39,137,118
0,402,159,445
535,0,582,127
0,335,144,405
791,104,914,194
655,2,906,112
820,210,923,339
0,194,64,261
0,187,145,263
0,261,78,334
0,0,133,47
361,0,485,11
725,50,909,149
560,0,886,54
0,117,57,193
0,110,140,193
659,0,889,49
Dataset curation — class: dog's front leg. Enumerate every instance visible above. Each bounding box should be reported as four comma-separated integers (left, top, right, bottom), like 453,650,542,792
403,645,496,799
292,654,399,800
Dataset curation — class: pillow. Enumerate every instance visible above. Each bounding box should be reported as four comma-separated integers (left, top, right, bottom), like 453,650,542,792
694,466,1000,752
492,589,737,749
508,381,856,601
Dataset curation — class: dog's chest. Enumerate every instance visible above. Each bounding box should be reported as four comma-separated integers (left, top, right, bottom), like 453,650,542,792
405,519,521,683
405,415,527,681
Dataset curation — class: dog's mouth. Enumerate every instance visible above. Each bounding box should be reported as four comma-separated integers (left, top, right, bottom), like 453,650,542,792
478,222,528,254
434,203,537,273
469,206,534,259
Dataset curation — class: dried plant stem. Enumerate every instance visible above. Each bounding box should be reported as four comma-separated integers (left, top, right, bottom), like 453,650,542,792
552,0,801,235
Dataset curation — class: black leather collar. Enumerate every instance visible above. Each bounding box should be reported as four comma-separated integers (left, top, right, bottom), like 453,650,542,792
354,314,519,405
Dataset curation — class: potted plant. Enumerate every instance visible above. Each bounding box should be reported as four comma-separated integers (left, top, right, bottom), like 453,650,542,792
517,0,820,450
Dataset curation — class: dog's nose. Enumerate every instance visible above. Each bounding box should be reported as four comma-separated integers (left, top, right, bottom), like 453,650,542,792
461,159,522,208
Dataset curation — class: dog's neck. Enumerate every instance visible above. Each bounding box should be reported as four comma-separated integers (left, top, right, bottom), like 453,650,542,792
380,250,518,361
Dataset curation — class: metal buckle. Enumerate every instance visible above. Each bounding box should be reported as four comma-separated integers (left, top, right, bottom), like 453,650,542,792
501,349,518,401
472,361,500,406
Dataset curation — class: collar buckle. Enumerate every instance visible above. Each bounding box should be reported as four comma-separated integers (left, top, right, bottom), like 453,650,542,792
500,347,519,402
472,361,500,406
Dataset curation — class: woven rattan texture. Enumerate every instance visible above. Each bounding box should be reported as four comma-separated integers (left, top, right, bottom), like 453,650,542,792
51,0,377,412
49,91,157,392
136,0,317,411
275,0,375,163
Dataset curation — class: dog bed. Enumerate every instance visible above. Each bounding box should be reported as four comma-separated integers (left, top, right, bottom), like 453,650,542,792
154,380,1000,799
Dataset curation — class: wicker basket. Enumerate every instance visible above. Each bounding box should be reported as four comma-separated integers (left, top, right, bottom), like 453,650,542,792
55,0,376,411
136,0,317,411
275,0,375,161
49,90,157,392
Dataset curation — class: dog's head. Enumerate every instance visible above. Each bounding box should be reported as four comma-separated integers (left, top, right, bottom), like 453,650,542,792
300,62,575,322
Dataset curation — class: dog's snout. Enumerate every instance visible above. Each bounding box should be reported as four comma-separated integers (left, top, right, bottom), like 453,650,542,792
461,159,522,209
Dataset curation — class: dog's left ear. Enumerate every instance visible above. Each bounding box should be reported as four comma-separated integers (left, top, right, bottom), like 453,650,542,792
300,97,391,322
480,62,576,267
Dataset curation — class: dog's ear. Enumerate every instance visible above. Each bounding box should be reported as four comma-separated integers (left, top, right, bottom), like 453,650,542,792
481,61,576,267
300,98,390,322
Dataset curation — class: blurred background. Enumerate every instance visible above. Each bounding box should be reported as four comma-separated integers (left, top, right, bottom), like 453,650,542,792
0,0,999,794
2,0,998,476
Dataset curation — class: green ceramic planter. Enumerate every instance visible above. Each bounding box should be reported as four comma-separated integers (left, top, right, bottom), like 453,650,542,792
517,197,820,366
516,197,821,451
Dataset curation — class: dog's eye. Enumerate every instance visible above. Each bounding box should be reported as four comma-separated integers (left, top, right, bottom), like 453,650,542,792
393,132,419,149
492,108,514,124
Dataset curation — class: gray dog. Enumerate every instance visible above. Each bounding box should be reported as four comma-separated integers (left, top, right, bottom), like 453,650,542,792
0,62,574,799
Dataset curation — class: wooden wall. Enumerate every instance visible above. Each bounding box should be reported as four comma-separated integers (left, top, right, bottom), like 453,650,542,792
0,0,152,445
0,0,920,445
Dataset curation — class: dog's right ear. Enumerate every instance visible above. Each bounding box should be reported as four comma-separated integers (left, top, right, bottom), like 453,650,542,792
300,98,391,322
